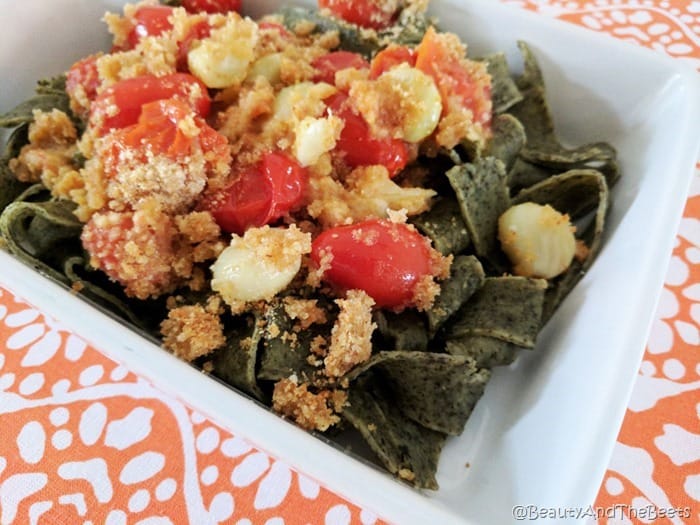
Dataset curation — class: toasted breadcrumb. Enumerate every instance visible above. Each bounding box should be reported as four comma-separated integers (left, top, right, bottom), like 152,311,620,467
272,376,346,432
97,36,178,88
575,239,590,262
161,303,226,361
398,468,416,482
306,163,434,228
310,335,329,357
10,109,78,186
106,149,209,214
324,290,376,378
282,297,328,330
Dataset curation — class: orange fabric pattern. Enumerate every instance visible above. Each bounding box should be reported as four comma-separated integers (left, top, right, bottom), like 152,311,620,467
0,290,379,524
0,2,698,524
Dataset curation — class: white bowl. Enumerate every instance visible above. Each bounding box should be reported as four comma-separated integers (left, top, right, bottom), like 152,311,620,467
2,1,699,524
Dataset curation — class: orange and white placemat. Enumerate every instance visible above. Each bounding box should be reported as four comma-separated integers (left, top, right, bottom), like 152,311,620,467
1,1,698,524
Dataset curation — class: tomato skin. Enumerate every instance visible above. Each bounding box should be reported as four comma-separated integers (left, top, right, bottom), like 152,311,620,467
258,21,292,37
90,73,211,135
66,55,101,107
181,0,242,14
311,220,434,308
177,20,212,72
318,0,397,29
205,152,308,234
415,27,491,128
312,51,369,85
102,97,229,175
326,93,408,178
207,166,272,235
127,5,174,49
262,151,308,220
369,45,415,79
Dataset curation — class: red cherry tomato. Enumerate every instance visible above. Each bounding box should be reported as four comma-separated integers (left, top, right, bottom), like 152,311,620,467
318,0,397,29
102,97,228,174
205,151,308,234
415,27,492,128
90,73,211,135
126,5,174,49
176,20,212,72
326,93,408,178
66,55,101,109
312,51,369,84
263,151,308,220
369,45,415,79
181,0,242,14
258,21,292,38
311,219,434,308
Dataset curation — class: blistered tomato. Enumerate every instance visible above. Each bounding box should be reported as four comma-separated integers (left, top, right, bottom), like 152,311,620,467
311,219,435,309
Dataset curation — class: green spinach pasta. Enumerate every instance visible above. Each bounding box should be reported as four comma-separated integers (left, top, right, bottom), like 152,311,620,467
0,0,617,489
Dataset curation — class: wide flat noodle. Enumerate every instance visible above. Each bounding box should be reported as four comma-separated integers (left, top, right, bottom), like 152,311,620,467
426,255,484,335
346,351,491,436
0,162,30,213
257,300,321,382
446,157,510,258
211,311,266,402
373,309,429,352
513,169,609,321
0,188,83,284
63,256,164,335
411,196,471,256
0,76,72,129
507,157,553,192
512,168,609,223
278,6,379,56
486,114,526,172
445,335,520,369
482,53,523,114
342,374,447,490
508,42,620,188
445,276,547,347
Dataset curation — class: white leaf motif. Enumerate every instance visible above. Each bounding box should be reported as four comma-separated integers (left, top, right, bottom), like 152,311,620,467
254,462,291,510
105,407,154,450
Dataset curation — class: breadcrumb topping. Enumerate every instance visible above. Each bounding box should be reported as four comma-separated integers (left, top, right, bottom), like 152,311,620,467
272,376,346,432
324,290,376,378
1,2,503,461
161,303,226,361
282,297,328,330
10,109,79,188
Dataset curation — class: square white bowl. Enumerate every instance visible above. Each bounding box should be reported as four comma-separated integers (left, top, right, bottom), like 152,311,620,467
1,1,699,524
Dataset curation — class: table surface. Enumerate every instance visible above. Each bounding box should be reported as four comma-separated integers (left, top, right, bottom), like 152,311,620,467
1,1,698,524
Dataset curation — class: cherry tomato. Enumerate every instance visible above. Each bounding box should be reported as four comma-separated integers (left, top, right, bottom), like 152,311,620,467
312,51,369,84
258,21,292,38
205,151,308,234
81,210,177,300
369,45,415,79
90,73,211,135
318,0,397,29
126,5,174,49
181,0,242,14
176,20,212,71
415,27,491,128
311,219,434,308
326,93,408,178
102,97,228,174
66,55,101,108
263,151,308,220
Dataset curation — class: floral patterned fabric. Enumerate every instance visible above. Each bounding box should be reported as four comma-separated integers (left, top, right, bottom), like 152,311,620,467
1,1,698,524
